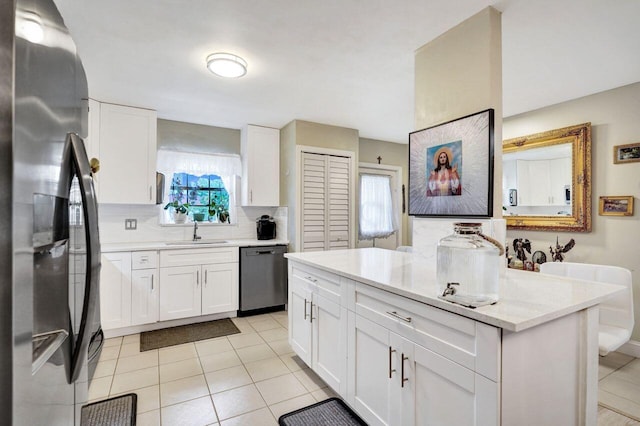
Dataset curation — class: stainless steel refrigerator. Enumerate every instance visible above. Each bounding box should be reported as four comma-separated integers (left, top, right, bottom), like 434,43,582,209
1,0,103,424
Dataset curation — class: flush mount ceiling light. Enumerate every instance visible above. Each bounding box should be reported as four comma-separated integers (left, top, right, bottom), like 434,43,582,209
206,53,247,78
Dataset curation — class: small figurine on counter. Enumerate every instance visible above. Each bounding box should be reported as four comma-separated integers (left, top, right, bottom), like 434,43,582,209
513,238,532,261
549,237,575,262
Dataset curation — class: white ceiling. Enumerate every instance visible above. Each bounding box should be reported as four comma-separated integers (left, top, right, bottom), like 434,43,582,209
53,0,640,144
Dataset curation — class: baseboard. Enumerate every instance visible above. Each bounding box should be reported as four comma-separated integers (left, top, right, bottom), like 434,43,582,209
617,339,640,358
103,311,237,339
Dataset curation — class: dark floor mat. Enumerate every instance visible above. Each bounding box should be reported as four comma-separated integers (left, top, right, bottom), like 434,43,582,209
81,393,137,426
279,397,367,426
140,318,240,351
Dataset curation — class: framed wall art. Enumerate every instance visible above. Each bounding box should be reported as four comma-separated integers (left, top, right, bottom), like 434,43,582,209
599,195,634,216
613,142,640,164
408,109,494,217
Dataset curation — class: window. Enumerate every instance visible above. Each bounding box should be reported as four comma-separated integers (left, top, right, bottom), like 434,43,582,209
157,149,240,224
359,174,396,239
167,173,230,222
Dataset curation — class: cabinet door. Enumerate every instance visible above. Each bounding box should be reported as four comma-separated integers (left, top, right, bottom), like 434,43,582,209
289,278,313,365
348,314,396,426
159,266,201,321
241,125,280,206
201,263,238,315
100,252,132,330
312,293,347,396
98,103,157,204
405,341,498,426
131,269,159,326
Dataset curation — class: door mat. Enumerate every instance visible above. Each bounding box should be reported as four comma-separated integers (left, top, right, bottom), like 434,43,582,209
140,318,240,351
81,393,137,426
278,397,367,426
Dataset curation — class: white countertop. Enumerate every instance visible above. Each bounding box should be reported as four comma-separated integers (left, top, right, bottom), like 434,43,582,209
101,239,289,253
285,248,624,332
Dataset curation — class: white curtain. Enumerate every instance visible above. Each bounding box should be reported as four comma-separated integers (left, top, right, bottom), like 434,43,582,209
156,149,241,196
359,174,397,240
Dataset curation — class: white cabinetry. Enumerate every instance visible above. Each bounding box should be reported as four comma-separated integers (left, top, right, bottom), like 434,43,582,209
348,283,498,426
96,102,157,204
241,125,280,206
288,260,500,426
159,247,239,321
130,251,159,326
100,252,132,330
288,263,348,395
516,157,571,206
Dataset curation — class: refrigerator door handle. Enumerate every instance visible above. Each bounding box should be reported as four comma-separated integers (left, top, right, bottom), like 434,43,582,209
63,133,101,383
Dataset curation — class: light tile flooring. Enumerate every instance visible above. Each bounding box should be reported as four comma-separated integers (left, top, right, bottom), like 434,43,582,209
598,352,640,425
90,311,640,425
88,311,336,426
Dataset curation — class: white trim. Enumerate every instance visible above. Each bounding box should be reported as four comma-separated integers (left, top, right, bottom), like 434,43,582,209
617,339,640,358
103,311,237,338
295,145,357,252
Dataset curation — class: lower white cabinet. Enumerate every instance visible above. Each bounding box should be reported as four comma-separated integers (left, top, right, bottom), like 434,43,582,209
131,251,159,326
100,252,132,329
202,263,239,316
349,314,496,426
288,259,499,426
159,248,239,321
100,247,239,330
289,264,348,395
159,265,201,321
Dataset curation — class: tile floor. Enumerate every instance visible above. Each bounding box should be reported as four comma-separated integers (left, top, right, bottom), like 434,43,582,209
90,311,640,426
598,352,640,425
88,311,336,426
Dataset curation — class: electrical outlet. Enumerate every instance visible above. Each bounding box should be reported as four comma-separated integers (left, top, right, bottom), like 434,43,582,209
125,219,137,230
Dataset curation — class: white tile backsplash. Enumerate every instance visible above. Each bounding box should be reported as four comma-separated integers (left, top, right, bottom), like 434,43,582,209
98,204,287,244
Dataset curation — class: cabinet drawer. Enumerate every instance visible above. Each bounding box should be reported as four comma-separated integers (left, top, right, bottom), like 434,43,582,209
291,263,342,305
160,247,239,268
132,251,158,270
354,283,499,381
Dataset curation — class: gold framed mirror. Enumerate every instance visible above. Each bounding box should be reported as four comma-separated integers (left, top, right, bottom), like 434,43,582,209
503,123,591,232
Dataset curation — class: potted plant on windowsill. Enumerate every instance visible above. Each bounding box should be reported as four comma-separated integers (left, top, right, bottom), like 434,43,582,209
164,201,190,224
209,193,229,224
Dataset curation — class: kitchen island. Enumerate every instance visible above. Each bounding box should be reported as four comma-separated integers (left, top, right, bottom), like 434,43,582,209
285,248,623,426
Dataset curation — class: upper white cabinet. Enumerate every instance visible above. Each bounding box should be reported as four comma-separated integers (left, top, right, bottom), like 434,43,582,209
515,157,571,206
241,124,280,206
96,102,157,204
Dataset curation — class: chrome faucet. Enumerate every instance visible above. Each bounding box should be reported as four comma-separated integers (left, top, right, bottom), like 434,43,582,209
193,222,201,241
442,282,459,297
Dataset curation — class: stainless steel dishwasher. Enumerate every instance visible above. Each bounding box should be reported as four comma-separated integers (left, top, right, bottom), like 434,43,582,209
238,245,288,316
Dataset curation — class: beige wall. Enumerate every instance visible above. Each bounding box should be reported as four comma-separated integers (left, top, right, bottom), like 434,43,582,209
415,7,503,217
359,137,410,245
157,119,240,154
279,120,360,252
503,82,640,340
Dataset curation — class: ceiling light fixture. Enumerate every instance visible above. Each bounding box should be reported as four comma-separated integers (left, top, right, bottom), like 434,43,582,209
206,53,247,78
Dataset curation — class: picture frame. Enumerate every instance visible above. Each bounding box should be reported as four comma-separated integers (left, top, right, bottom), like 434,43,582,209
613,142,640,164
408,109,494,217
599,195,634,216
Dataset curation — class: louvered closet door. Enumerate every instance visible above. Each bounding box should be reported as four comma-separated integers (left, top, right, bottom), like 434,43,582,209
302,153,327,251
328,156,350,249
301,152,351,252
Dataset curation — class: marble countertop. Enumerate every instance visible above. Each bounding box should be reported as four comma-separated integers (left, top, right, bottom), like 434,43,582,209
101,239,289,253
285,248,624,332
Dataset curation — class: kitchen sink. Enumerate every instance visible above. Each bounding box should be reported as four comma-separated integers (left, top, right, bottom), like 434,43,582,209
165,240,229,246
